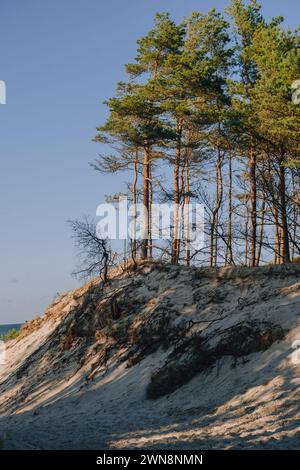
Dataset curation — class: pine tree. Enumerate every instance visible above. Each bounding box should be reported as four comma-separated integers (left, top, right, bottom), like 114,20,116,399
227,0,264,267
250,21,300,263
93,3,300,268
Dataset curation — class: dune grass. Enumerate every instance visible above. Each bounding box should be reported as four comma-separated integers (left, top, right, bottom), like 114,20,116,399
0,328,20,342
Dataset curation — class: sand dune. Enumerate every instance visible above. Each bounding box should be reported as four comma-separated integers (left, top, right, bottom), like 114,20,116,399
1,262,300,449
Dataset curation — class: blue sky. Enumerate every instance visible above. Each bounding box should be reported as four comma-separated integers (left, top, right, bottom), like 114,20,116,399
0,0,299,324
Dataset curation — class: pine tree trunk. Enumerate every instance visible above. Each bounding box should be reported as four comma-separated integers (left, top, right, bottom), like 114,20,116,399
176,144,186,265
279,164,290,263
256,157,266,266
172,120,182,264
244,194,249,267
131,150,138,261
291,171,297,261
274,206,280,264
184,155,190,266
210,148,223,267
148,163,153,260
226,152,233,265
141,144,150,259
249,146,257,267
209,216,215,268
213,162,219,267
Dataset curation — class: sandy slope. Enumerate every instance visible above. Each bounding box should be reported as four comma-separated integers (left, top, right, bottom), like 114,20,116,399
1,262,300,449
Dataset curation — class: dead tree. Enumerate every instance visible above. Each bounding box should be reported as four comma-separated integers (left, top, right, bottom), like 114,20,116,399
69,217,112,283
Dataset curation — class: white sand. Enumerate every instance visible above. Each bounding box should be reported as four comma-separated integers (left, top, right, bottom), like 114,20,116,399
1,263,300,449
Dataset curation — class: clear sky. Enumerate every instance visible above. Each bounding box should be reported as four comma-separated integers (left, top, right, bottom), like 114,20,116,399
0,0,299,324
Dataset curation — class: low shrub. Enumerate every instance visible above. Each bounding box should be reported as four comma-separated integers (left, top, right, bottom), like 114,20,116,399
146,321,285,399
0,328,20,342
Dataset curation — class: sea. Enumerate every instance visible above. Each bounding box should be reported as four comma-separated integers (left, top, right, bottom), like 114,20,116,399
0,323,22,335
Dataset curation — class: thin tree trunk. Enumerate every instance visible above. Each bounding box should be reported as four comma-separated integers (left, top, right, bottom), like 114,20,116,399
141,143,150,259
184,154,190,266
244,194,249,267
172,119,182,264
249,144,257,267
226,151,233,265
131,149,138,262
148,163,153,260
291,171,297,261
176,143,186,265
279,164,290,263
213,163,219,268
256,156,266,266
210,148,223,267
274,205,280,264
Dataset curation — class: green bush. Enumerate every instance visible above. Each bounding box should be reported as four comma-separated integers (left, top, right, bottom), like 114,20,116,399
0,328,20,342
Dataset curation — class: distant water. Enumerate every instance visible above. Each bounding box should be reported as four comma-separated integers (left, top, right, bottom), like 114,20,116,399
0,323,22,335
